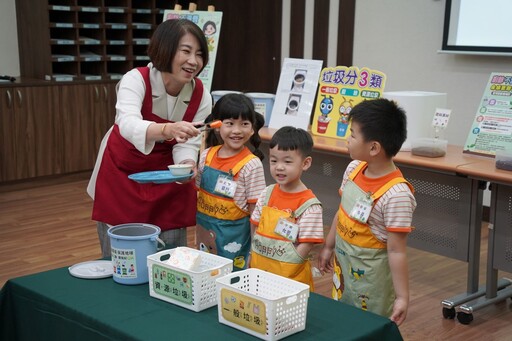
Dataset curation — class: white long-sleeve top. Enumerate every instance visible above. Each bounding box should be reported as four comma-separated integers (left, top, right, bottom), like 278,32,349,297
87,63,212,199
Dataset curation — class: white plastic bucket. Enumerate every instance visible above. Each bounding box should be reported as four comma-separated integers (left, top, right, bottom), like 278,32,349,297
108,223,164,285
211,90,243,104
245,92,276,127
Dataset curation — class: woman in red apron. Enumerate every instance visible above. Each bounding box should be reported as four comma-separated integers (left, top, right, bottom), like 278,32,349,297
87,19,212,256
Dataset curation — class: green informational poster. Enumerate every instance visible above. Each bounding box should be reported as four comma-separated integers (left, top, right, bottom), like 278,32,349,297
163,10,223,91
464,72,512,156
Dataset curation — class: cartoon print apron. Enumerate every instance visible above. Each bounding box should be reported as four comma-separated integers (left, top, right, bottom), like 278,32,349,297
251,184,321,290
196,145,257,271
92,67,203,230
333,162,410,317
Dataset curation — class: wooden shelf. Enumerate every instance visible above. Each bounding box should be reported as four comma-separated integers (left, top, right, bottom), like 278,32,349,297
16,0,169,82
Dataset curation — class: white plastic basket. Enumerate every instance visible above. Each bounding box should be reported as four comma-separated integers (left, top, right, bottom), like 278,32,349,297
216,268,310,341
147,248,233,312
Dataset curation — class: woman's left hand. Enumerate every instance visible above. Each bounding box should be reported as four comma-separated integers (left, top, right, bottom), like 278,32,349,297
175,160,197,184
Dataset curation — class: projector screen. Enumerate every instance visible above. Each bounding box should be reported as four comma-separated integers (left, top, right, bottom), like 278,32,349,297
441,0,512,56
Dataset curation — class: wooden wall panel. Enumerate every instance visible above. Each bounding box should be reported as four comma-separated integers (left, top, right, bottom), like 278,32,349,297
180,0,354,93
337,0,355,67
289,0,306,59
312,0,330,66
189,0,282,93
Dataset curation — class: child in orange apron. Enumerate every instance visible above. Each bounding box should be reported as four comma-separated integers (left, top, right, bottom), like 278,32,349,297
250,127,324,290
195,94,265,271
318,98,416,326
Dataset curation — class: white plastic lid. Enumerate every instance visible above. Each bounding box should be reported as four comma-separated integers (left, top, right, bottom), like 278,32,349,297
69,260,113,279
245,92,275,99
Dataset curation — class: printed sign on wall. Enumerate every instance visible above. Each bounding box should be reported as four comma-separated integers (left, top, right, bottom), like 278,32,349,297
269,58,323,131
464,72,512,156
311,66,386,139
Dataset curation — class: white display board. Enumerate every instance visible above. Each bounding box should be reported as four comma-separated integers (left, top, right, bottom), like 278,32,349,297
269,58,323,131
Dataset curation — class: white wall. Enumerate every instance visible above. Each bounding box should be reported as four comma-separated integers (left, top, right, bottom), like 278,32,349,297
3,0,510,147
0,0,20,77
353,0,511,147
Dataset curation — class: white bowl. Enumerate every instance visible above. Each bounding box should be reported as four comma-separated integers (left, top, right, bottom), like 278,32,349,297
167,164,193,176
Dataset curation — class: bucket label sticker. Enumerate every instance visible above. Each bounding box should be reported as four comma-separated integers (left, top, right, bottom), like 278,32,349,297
152,265,193,305
220,288,267,335
111,247,137,278
253,103,267,121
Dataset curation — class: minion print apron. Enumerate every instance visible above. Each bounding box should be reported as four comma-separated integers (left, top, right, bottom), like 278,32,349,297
333,162,411,317
196,146,257,271
251,185,321,290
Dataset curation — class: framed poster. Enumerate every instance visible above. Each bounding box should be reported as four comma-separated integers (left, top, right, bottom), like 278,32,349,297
163,10,223,91
464,72,512,156
311,66,386,139
268,58,323,131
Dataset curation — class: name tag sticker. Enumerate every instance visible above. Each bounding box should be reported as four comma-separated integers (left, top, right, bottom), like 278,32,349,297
349,194,373,223
214,175,237,198
274,217,299,242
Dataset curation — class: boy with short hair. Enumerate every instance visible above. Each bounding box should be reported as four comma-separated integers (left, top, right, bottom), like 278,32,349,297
318,98,416,326
250,126,324,290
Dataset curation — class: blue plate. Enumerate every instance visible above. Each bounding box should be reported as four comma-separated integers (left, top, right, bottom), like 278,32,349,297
128,171,192,184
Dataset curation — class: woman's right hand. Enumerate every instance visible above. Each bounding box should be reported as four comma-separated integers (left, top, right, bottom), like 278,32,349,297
162,121,202,143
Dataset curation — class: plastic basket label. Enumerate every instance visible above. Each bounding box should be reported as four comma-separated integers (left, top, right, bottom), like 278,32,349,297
220,288,267,335
152,264,193,305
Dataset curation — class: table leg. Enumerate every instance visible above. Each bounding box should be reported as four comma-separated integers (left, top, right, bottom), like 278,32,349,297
456,183,512,324
441,180,486,314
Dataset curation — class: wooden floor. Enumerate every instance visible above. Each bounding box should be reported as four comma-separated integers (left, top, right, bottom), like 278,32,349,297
1,173,511,340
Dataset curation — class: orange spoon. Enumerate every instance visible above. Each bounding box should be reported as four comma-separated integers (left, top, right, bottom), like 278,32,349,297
200,120,222,131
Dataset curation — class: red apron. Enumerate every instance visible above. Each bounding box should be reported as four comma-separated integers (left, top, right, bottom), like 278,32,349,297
92,67,203,230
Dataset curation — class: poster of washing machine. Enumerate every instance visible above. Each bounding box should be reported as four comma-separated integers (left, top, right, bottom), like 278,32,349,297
163,9,223,91
311,66,387,140
268,58,323,131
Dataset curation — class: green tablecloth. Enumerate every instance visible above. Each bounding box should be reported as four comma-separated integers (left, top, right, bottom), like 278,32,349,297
1,266,402,340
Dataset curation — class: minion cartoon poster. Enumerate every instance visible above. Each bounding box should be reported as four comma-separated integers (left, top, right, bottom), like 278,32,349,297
163,9,223,91
311,66,387,139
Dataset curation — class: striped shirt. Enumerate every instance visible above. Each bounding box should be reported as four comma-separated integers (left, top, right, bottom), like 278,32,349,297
251,184,324,244
340,160,417,243
196,147,266,211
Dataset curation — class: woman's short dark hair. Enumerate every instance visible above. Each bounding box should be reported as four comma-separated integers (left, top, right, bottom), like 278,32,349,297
148,19,209,74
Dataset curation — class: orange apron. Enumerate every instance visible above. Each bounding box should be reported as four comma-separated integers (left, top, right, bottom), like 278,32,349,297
196,146,257,271
251,184,321,290
333,161,412,317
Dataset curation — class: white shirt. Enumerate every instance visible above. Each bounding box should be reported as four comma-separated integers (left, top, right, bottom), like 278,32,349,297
87,63,212,199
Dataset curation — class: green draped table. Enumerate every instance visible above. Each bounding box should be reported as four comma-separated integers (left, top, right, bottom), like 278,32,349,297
1,266,402,340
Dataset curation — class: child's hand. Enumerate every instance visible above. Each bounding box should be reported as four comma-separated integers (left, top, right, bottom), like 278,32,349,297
390,297,408,326
317,247,334,275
